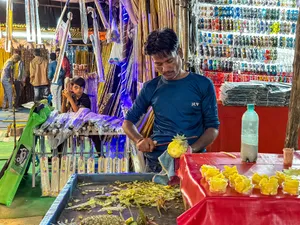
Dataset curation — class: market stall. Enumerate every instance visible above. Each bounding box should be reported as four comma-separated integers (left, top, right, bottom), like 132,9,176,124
177,152,300,225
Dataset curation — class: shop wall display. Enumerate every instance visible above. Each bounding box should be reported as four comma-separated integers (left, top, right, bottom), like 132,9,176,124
193,0,298,87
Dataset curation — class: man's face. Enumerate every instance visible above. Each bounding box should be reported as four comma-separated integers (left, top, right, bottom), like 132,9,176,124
71,84,84,97
152,50,182,80
56,51,60,58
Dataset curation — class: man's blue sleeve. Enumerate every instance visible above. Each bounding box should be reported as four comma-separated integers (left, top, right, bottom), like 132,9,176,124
202,80,220,130
125,84,151,124
48,63,54,81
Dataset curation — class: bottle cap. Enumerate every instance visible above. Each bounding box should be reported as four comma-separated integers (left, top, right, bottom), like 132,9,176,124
247,104,255,110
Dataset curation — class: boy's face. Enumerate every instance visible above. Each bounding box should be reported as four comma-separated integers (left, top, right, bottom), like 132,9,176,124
72,84,84,97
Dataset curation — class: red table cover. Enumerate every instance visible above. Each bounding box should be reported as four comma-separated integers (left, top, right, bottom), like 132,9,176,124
177,153,300,225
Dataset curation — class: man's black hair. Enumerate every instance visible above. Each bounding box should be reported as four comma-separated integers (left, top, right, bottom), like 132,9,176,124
50,53,56,61
71,77,86,89
144,28,179,57
55,48,60,53
34,48,41,56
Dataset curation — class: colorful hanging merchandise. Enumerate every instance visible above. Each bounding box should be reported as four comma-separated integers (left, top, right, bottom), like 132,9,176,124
109,42,123,65
25,0,42,44
0,101,51,206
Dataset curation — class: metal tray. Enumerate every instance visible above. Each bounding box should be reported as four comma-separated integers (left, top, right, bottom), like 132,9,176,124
40,173,175,225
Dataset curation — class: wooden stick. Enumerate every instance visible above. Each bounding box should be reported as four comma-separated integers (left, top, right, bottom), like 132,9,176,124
155,136,198,147
285,13,300,149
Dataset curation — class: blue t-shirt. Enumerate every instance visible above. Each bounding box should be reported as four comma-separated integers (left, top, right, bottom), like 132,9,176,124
125,72,220,158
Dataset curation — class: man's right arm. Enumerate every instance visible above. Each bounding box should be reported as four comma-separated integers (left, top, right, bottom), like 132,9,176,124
122,84,156,152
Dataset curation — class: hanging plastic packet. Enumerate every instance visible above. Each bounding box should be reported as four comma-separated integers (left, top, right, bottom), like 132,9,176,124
51,147,60,197
87,139,95,174
78,138,86,174
104,141,113,173
109,42,123,65
59,141,69,191
40,137,51,196
67,137,77,178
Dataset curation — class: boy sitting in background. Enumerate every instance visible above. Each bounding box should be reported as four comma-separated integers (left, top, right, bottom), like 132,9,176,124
61,77,90,113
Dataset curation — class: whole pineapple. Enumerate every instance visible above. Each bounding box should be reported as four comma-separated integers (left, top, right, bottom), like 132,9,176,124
167,135,189,158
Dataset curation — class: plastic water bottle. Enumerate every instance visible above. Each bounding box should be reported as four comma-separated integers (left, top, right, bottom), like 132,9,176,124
241,104,259,162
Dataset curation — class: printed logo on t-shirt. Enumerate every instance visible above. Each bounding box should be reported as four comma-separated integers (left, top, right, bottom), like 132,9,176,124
192,102,200,107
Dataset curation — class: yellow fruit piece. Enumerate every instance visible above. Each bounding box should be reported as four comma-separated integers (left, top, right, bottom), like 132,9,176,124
223,165,238,178
259,177,279,196
234,175,252,194
252,173,269,189
228,173,240,187
209,177,228,193
283,179,299,195
273,172,288,186
204,168,221,181
167,135,188,158
200,164,217,177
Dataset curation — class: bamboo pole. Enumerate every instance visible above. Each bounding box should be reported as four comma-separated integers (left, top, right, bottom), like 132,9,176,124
137,0,144,82
175,0,179,34
180,0,189,70
285,12,300,149
142,0,151,81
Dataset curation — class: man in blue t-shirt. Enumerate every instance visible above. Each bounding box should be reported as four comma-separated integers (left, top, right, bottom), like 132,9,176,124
123,28,220,172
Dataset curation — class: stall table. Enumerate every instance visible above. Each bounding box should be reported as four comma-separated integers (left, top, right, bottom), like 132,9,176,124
177,152,300,225
208,103,300,154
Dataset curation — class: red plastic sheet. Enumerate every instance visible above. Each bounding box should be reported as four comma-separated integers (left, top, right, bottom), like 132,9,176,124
177,153,300,225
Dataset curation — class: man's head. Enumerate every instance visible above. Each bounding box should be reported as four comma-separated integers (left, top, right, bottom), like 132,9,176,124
50,53,56,61
34,48,41,57
71,77,85,97
55,48,60,58
144,28,183,80
11,54,21,63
